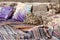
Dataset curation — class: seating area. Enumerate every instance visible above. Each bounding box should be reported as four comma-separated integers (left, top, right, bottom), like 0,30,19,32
0,2,60,40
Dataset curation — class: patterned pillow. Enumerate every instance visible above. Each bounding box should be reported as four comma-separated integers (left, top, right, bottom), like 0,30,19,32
24,12,43,25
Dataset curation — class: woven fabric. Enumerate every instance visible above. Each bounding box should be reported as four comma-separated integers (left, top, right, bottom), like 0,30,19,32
0,25,55,40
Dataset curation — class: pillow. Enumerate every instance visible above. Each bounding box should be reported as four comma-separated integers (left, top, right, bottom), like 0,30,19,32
12,3,32,22
12,10,26,22
24,4,32,12
24,12,43,25
0,6,13,19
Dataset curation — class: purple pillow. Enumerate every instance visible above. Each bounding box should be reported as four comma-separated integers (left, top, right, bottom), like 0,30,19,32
0,6,13,19
12,10,26,22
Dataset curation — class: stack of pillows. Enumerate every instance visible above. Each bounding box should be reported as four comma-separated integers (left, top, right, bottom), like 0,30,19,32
0,3,32,21
0,3,45,25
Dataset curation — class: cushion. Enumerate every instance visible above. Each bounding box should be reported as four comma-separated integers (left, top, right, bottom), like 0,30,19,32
24,4,32,12
12,3,32,22
0,6,13,19
12,10,26,22
24,12,43,25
